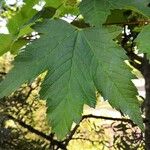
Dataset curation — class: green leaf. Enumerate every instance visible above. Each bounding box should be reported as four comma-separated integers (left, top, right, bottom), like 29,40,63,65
0,19,96,138
0,1,56,56
79,0,150,26
0,0,39,55
0,34,13,55
7,0,39,35
10,38,28,54
135,25,150,58
45,0,64,8
105,9,129,25
0,19,143,138
83,27,143,129
0,34,28,55
45,0,79,17
27,7,56,24
18,7,56,37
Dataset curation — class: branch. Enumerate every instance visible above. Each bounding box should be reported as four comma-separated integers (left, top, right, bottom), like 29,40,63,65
120,25,144,70
63,122,81,146
3,114,66,149
64,114,136,145
103,20,150,26
127,51,143,62
82,114,134,124
129,61,142,71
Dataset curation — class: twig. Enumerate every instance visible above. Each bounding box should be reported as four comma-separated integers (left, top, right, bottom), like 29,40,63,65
63,122,81,145
3,114,66,149
63,114,136,145
82,114,134,124
103,20,150,26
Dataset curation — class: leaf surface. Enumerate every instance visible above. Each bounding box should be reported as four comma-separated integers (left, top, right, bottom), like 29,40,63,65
136,25,150,58
0,19,143,138
0,0,39,55
7,0,39,34
0,34,13,55
83,27,142,128
45,0,79,16
80,0,150,26
0,34,27,55
0,1,57,56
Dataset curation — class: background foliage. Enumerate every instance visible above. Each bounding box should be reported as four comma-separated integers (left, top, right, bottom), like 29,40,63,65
0,0,150,149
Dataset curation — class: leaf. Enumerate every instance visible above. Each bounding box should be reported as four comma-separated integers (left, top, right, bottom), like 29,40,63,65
105,9,129,25
83,27,143,129
45,0,64,8
45,0,79,17
0,19,96,138
10,38,28,54
0,34,13,55
0,0,39,55
0,19,143,138
79,0,150,26
0,34,28,55
18,7,56,37
135,25,150,58
27,7,56,24
0,1,57,56
7,0,39,34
